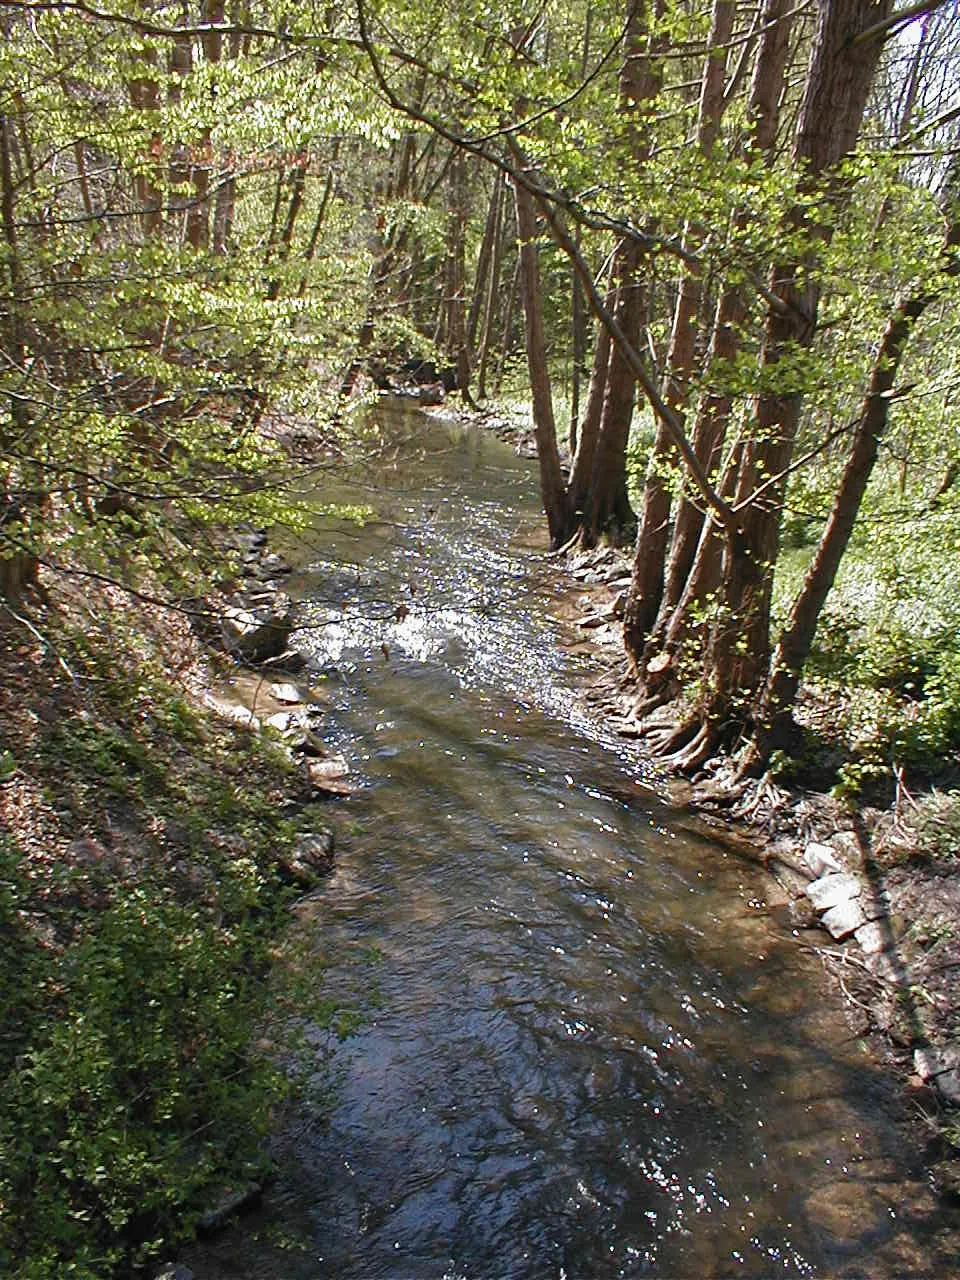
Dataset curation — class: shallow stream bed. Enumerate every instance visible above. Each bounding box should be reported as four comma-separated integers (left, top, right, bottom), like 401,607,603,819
188,409,959,1278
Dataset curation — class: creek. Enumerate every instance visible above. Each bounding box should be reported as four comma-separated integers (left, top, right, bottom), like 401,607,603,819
190,407,958,1279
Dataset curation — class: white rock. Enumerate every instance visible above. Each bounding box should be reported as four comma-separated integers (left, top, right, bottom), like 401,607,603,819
804,841,843,876
269,681,302,705
820,898,866,939
853,920,890,954
805,872,862,912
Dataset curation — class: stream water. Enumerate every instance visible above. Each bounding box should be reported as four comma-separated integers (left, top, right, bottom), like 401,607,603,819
190,408,958,1279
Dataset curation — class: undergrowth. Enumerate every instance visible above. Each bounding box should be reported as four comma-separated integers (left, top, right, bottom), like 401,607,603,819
0,617,346,1279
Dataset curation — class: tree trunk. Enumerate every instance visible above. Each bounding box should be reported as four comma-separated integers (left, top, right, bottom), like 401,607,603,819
580,240,643,547
642,0,796,661
568,0,666,549
746,186,960,764
513,173,571,547
703,0,893,720
476,178,507,398
624,0,734,651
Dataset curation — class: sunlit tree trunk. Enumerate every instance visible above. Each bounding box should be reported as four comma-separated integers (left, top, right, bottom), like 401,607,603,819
513,172,571,547
624,0,734,650
705,0,894,729
744,175,960,766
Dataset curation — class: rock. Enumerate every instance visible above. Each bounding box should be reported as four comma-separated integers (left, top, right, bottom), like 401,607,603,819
854,920,891,954
221,593,294,663
610,590,627,620
201,693,261,730
935,1069,960,1104
261,647,308,674
863,950,900,983
255,551,289,579
804,841,844,877
805,872,862,912
820,897,867,939
198,1181,263,1234
307,756,353,796
577,613,606,629
914,1044,960,1080
269,681,302,705
280,830,335,885
154,1266,194,1280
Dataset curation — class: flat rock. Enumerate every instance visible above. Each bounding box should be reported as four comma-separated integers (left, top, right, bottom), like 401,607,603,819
805,872,862,912
853,920,892,954
198,1182,262,1234
804,841,844,877
820,897,867,939
577,614,606,629
269,681,302,705
307,756,354,796
914,1044,960,1080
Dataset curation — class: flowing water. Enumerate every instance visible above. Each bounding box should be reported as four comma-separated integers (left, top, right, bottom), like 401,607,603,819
191,408,958,1279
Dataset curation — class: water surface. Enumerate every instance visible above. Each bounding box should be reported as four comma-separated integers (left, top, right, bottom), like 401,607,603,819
191,409,958,1278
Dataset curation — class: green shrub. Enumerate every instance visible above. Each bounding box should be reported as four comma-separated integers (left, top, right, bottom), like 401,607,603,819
0,860,285,1279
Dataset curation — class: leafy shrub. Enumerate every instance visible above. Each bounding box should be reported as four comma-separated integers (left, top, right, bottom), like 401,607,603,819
0,856,285,1279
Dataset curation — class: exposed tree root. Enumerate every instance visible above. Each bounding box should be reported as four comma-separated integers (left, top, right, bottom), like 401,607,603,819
633,685,676,720
662,721,718,776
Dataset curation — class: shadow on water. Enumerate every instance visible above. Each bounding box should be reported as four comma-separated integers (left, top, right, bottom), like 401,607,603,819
189,410,959,1279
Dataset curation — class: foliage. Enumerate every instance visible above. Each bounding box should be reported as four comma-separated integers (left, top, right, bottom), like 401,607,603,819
0,638,352,1279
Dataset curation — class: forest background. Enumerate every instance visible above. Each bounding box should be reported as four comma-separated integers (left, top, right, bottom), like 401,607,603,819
1,0,960,1275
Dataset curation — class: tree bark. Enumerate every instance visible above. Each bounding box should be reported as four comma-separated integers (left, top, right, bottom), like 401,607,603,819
624,0,734,652
746,184,960,763
704,0,893,721
642,0,797,662
513,173,571,547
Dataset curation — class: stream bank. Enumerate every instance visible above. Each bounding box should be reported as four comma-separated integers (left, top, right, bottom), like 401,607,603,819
547,538,960,1191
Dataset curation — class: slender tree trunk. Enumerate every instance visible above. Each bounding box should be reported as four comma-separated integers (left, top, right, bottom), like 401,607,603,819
513,173,571,547
744,187,960,765
493,253,521,397
706,0,894,719
467,169,502,354
476,177,506,398
624,0,734,649
637,0,796,669
446,150,473,401
0,107,38,598
128,52,163,237
580,240,643,546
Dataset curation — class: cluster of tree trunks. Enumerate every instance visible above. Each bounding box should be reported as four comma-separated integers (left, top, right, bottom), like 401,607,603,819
502,0,953,776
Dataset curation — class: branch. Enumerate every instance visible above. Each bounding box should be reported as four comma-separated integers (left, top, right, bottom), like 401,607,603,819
850,0,954,47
